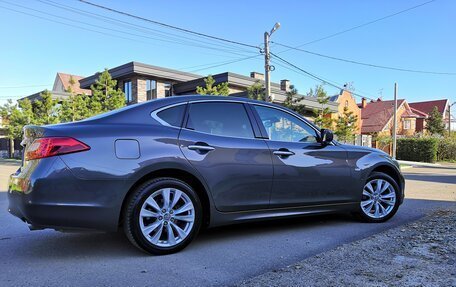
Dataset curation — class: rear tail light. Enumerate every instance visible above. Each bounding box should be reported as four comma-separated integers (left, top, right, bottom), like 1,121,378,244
25,137,90,160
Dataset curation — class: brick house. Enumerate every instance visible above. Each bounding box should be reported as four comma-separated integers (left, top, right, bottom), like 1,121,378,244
409,99,451,133
78,62,338,116
359,98,420,153
329,89,362,133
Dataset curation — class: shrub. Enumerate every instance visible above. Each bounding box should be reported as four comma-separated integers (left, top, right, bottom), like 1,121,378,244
437,137,456,162
397,137,438,163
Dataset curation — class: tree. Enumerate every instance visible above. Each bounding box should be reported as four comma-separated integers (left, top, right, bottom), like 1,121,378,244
247,81,267,101
283,84,307,115
427,106,445,135
311,85,333,129
60,76,91,122
89,69,125,115
334,106,358,142
196,75,230,96
33,90,60,125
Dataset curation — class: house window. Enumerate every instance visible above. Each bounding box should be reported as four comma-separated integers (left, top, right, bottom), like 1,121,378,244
146,79,157,100
164,83,172,97
345,100,349,108
124,81,132,103
403,119,411,130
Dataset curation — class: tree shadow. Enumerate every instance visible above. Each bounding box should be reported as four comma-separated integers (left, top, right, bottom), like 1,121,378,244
404,174,456,184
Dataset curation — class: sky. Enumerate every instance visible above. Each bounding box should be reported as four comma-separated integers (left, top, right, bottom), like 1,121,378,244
0,0,455,105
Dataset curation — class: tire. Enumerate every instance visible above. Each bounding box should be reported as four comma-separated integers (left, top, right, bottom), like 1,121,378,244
123,177,202,255
354,172,401,223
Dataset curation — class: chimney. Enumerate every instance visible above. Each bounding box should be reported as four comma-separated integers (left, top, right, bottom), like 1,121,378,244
250,72,264,80
280,79,290,92
361,97,367,108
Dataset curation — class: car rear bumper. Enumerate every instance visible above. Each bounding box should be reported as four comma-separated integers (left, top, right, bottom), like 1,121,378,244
7,157,129,232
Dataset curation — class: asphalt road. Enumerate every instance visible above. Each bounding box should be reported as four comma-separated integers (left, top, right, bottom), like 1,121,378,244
0,162,454,287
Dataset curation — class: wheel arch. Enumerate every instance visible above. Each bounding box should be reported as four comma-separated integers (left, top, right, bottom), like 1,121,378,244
119,167,212,228
370,164,404,201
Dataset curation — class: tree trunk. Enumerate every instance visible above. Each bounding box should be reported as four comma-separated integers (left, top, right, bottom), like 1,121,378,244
8,138,14,158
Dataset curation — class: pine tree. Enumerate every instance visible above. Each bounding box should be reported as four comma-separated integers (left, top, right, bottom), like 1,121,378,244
247,81,267,101
196,75,230,96
283,85,307,115
33,90,60,125
89,69,125,115
60,76,91,122
427,106,445,135
335,106,358,142
311,85,333,129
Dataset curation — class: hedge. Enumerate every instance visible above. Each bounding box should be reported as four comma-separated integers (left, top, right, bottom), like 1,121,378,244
437,137,456,162
397,138,438,163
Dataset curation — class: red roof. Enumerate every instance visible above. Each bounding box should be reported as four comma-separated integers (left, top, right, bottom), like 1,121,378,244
55,73,92,95
401,109,420,118
409,100,448,116
410,107,428,118
360,100,405,133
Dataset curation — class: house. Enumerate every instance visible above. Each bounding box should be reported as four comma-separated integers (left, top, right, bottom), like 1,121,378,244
329,88,362,133
78,61,339,116
328,88,372,146
22,72,91,102
409,99,451,133
359,98,420,153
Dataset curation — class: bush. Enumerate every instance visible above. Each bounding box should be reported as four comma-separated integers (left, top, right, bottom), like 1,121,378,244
437,137,456,162
397,137,438,163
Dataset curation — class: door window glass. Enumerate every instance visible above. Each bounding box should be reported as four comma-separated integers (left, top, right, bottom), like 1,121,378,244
187,102,254,138
254,105,318,143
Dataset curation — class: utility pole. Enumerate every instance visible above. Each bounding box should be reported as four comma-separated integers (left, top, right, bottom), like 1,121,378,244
449,102,455,136
392,83,398,158
264,22,280,102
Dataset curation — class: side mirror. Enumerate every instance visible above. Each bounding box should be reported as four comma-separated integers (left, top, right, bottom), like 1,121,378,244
320,129,334,145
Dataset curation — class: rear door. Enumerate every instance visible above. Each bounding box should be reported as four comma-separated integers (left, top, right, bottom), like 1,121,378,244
250,104,351,208
178,101,273,212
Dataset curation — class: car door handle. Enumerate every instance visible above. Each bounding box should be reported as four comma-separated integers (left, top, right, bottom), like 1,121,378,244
188,145,215,152
273,150,295,157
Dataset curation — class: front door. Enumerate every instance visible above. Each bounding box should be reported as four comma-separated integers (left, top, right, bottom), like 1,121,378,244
179,101,273,212
251,104,351,208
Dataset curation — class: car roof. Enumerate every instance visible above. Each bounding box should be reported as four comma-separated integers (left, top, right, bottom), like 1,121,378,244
146,94,288,110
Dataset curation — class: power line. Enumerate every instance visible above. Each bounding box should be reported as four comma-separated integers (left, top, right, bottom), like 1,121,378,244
272,42,456,75
0,84,50,89
36,0,256,55
77,0,260,50
281,0,436,49
270,52,376,101
187,55,260,73
1,1,256,58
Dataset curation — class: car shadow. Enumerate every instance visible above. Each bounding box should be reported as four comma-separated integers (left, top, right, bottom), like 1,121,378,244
4,199,454,259
5,213,354,259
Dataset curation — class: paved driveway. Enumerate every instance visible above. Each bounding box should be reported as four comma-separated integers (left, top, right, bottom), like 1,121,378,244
0,161,454,287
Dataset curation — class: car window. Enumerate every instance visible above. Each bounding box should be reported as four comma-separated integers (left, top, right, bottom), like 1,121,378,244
187,102,254,138
156,104,186,127
254,105,318,143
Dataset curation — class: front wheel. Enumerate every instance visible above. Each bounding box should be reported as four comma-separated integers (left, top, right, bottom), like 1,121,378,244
123,178,202,255
355,172,401,223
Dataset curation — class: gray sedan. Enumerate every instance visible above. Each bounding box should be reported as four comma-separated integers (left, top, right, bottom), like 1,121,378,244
8,96,404,254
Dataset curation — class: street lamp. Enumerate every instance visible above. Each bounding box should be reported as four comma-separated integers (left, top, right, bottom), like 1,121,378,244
264,22,281,102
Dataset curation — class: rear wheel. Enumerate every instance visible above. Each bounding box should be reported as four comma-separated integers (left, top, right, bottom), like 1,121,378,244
123,178,202,255
355,172,400,223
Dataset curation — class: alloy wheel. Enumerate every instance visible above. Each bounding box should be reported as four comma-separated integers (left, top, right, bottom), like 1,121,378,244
360,179,396,219
139,188,195,247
